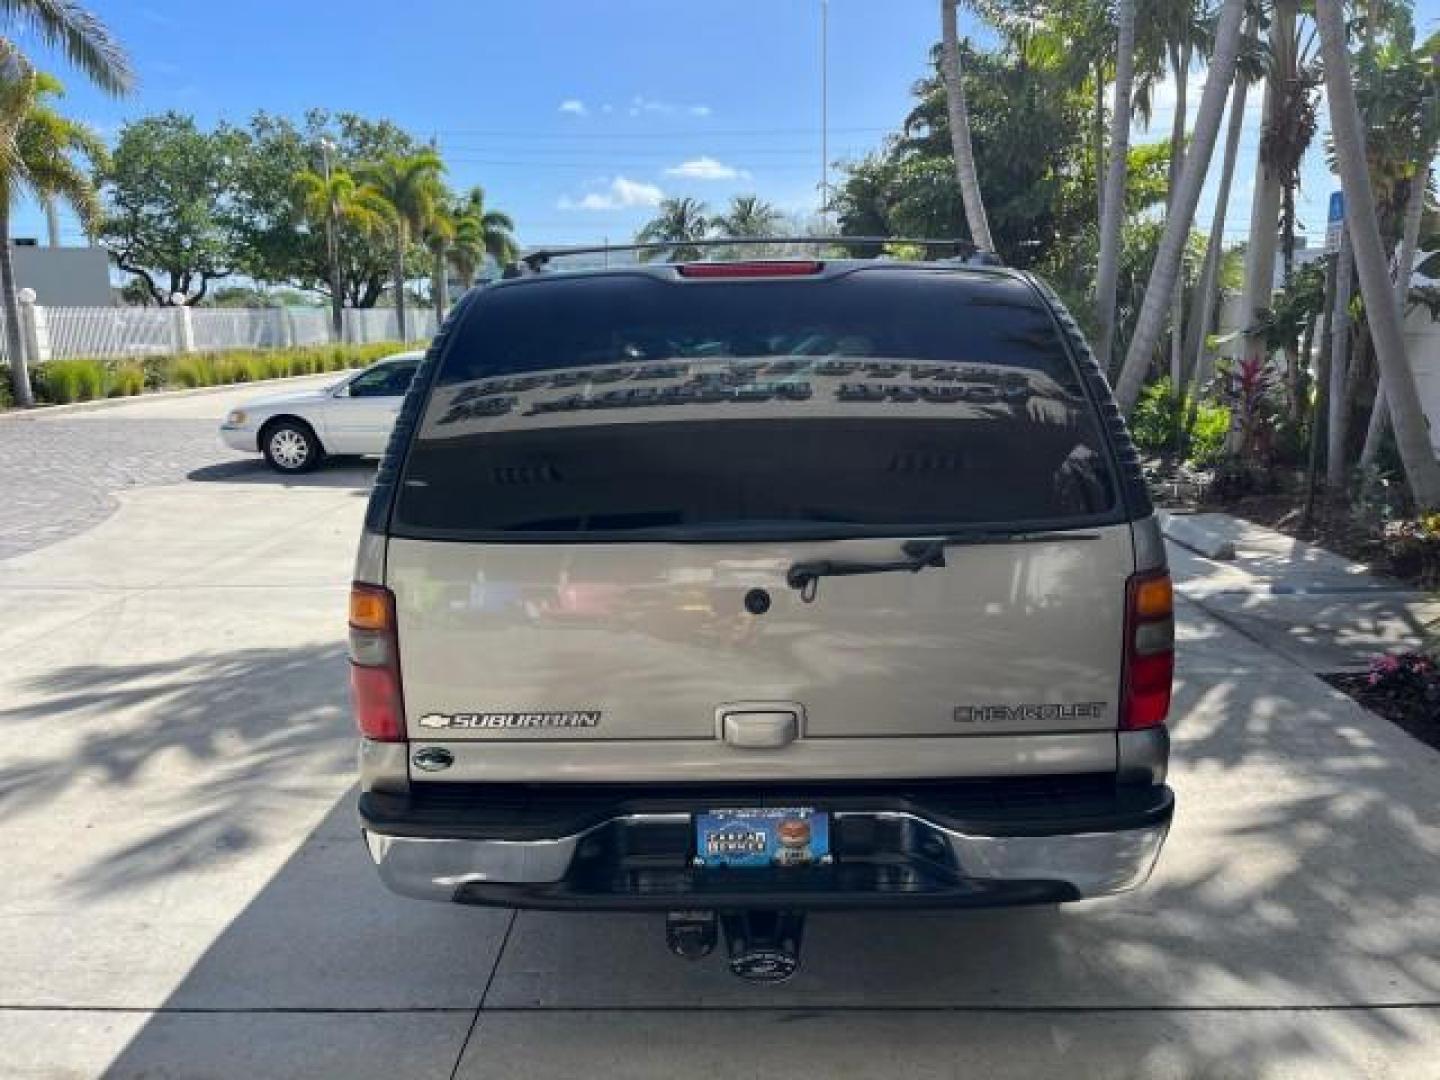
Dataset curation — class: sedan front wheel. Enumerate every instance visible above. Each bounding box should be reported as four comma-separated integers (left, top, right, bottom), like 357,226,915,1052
261,420,324,474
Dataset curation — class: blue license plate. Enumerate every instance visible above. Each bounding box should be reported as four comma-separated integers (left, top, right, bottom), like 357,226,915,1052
694,808,831,869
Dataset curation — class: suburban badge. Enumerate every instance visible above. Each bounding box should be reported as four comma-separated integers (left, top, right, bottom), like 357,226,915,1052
418,711,602,730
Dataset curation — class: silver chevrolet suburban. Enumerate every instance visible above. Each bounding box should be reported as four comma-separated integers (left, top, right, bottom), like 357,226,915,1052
353,242,1174,981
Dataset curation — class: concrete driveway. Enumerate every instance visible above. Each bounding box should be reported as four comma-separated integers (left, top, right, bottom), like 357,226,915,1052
1,392,1438,1078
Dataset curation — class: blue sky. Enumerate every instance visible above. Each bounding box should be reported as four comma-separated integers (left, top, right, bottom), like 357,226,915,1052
9,0,1440,256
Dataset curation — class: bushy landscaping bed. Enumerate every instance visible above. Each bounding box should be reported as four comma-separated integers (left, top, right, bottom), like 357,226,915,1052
1,341,408,407
1325,653,1440,754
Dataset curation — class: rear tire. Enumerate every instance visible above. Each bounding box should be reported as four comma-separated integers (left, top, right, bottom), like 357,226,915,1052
261,419,324,474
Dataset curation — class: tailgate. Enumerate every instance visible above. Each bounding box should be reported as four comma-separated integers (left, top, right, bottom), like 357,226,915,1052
388,525,1131,780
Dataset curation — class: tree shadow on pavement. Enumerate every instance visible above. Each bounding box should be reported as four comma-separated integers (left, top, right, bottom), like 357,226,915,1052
0,643,354,893
2,618,1437,1076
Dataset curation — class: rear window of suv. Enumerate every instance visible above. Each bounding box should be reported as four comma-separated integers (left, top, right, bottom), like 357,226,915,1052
391,267,1119,541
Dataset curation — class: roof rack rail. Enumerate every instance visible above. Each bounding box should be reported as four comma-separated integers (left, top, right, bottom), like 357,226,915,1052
504,237,1002,277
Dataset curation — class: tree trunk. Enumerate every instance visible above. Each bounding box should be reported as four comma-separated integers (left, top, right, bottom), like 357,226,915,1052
1359,164,1429,470
1238,4,1291,373
1167,41,1192,389
1317,0,1440,509
44,197,60,248
1114,0,1247,414
1093,0,1137,374
940,0,994,251
0,202,34,407
1093,59,1107,227
325,209,343,341
1182,24,1254,415
1301,253,1340,530
1325,239,1356,492
392,226,409,342
433,244,450,324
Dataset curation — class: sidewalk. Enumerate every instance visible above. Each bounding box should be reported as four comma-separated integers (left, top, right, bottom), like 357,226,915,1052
1168,512,1440,672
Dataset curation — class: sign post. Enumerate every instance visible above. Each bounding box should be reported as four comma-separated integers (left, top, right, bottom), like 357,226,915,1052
1325,191,1345,253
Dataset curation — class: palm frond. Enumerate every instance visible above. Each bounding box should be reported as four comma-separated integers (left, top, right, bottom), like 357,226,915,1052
0,0,132,95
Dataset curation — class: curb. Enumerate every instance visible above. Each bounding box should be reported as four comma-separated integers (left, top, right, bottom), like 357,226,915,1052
0,371,349,421
1159,511,1237,561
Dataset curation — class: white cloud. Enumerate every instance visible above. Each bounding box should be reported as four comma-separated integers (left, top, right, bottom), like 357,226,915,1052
627,95,712,118
558,176,665,211
601,103,614,114
558,99,588,116
664,156,750,181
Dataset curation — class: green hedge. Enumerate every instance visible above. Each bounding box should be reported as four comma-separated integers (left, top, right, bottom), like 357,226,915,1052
11,342,411,407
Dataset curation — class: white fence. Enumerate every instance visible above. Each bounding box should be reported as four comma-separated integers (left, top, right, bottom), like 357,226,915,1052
14,303,436,363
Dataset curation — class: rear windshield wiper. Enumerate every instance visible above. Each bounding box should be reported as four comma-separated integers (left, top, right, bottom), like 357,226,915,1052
785,530,1097,603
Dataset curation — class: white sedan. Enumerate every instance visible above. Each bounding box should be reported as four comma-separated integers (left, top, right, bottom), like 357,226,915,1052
219,351,423,473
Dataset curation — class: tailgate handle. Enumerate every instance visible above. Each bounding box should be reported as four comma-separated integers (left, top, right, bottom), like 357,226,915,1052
718,708,800,749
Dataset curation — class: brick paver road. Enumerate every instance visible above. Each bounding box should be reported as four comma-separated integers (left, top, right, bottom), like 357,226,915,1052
0,377,363,560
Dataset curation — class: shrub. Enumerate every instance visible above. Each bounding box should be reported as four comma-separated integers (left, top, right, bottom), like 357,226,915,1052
1132,377,1232,468
212,355,256,384
106,362,146,397
18,340,414,403
0,366,12,409
1187,401,1231,468
37,359,105,404
173,356,217,388
1131,379,1181,454
1364,652,1440,710
142,354,174,389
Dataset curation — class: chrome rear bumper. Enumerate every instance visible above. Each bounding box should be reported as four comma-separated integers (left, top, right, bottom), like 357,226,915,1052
363,790,1172,909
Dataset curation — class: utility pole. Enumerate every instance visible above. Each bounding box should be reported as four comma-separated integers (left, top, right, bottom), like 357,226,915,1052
320,137,344,341
820,0,829,230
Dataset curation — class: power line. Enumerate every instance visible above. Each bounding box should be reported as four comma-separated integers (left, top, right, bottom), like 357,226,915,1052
433,125,892,141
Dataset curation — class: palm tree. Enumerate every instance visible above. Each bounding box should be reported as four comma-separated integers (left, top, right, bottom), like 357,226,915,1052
295,166,396,338
0,70,105,407
1179,13,1265,430
357,150,445,340
1148,0,1213,386
1358,24,1440,470
1236,2,1319,379
447,186,517,287
1,1,129,406
636,197,710,262
940,0,994,251
422,200,455,323
1092,0,1138,372
1357,163,1428,470
716,195,784,239
1114,0,1247,415
1315,0,1440,509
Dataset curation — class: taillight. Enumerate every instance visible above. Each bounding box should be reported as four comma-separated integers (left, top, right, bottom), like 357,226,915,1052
676,260,822,278
349,582,405,742
1122,570,1174,730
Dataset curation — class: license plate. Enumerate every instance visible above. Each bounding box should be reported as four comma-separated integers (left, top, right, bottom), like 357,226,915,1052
694,807,831,869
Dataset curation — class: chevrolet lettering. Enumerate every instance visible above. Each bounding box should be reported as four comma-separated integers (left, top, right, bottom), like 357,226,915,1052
954,702,1108,724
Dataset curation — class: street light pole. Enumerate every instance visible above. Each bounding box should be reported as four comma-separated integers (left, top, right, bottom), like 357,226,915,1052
320,137,344,341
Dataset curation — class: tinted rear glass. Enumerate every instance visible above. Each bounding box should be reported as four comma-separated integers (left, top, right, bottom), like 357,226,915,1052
393,268,1117,540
